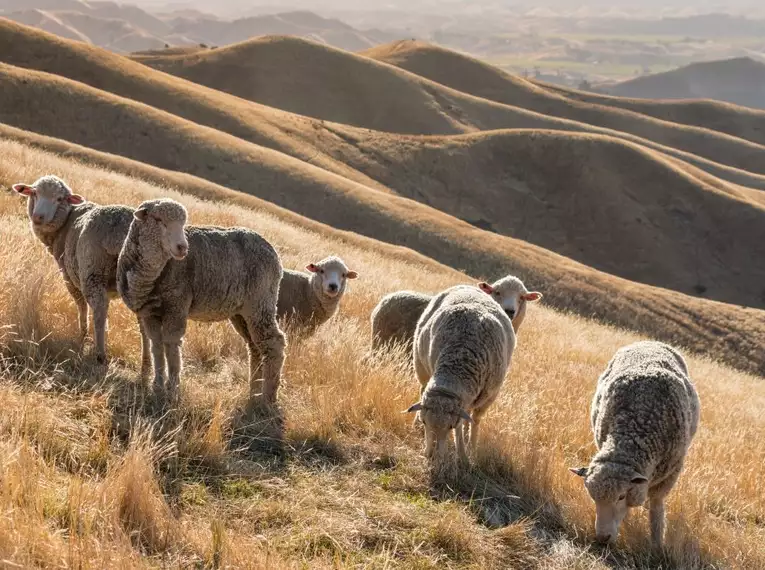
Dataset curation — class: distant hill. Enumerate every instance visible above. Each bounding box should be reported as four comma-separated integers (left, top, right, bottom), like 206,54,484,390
599,57,765,110
0,3,393,52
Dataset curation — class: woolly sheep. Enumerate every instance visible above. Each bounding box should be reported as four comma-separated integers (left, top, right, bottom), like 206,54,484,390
370,275,541,352
116,198,286,405
404,285,516,468
569,340,700,549
13,175,150,372
277,256,358,333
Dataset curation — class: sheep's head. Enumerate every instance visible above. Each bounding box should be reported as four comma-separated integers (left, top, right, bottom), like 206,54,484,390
569,462,649,544
478,276,541,321
133,199,189,261
13,175,85,233
306,256,358,299
405,388,471,448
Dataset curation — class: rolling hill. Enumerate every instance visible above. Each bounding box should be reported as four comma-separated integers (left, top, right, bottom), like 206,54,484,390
362,40,765,149
599,56,765,110
130,35,765,186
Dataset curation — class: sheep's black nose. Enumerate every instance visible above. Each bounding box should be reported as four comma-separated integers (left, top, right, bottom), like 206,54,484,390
506,310,516,319
328,283,338,292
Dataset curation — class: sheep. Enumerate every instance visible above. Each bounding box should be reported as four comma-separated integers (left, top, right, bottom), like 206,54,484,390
13,175,150,373
404,284,516,469
370,290,432,352
116,198,286,405
569,340,700,549
370,275,541,352
276,256,358,334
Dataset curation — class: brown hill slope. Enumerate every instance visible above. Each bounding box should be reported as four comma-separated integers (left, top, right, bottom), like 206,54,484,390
4,21,765,191
0,67,763,377
319,127,765,308
363,40,765,160
532,79,765,147
601,56,765,110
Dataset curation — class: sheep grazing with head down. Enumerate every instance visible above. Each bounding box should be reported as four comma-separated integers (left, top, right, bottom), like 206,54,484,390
569,340,700,549
370,275,541,353
13,175,150,372
405,284,516,469
276,256,358,334
116,198,286,405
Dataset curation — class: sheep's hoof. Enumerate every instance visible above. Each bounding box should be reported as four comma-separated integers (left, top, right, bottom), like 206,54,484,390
96,354,107,366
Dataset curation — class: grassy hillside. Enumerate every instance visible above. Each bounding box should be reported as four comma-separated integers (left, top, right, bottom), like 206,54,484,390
5,21,765,192
1,140,763,569
320,127,765,308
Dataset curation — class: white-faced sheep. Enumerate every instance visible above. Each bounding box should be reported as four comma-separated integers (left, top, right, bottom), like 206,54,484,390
277,256,358,334
569,340,700,549
404,285,516,469
371,275,541,352
116,198,286,405
13,175,150,373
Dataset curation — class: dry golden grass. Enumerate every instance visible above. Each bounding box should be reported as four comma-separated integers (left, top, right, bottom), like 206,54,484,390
0,139,763,569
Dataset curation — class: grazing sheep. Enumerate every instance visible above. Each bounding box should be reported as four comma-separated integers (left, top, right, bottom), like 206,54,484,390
569,340,700,549
276,256,358,333
404,285,516,468
370,291,432,352
13,175,150,373
116,198,286,405
370,275,541,352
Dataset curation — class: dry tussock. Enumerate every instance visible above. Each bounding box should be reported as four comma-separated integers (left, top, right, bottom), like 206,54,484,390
0,145,762,569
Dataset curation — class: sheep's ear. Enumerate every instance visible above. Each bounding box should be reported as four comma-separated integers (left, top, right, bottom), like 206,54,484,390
403,402,423,413
67,194,86,205
569,467,588,478
13,183,35,196
346,270,358,280
522,292,543,302
306,263,320,273
134,208,149,221
478,282,494,294
630,474,649,485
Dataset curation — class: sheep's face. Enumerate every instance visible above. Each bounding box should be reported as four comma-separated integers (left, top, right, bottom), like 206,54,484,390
478,276,542,321
306,256,358,299
405,396,471,452
569,463,649,544
133,199,189,261
14,176,85,232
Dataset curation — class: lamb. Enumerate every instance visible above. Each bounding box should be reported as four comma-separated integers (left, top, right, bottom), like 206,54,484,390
276,256,358,333
569,340,700,549
116,198,286,405
13,175,150,373
370,275,541,352
404,285,516,468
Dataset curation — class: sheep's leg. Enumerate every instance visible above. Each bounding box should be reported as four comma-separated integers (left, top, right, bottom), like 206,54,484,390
138,318,152,382
231,315,262,378
647,469,679,550
64,280,88,347
468,407,489,452
649,497,666,550
245,307,286,405
84,287,109,365
143,316,166,396
424,423,436,458
162,314,187,406
413,356,430,427
454,421,469,466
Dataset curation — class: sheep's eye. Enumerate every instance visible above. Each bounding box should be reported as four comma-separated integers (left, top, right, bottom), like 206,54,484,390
319,269,324,274
618,494,627,501
57,197,65,203
494,291,500,296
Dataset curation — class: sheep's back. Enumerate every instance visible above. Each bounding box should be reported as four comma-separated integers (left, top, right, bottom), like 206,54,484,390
372,291,432,349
